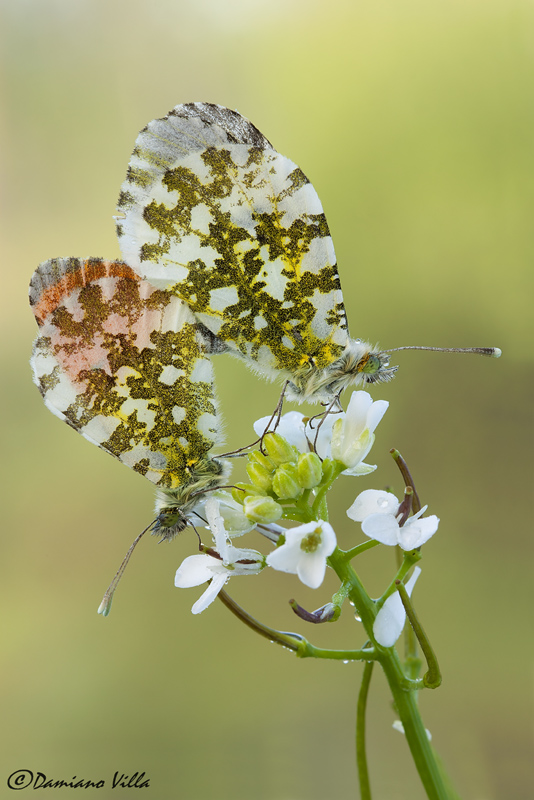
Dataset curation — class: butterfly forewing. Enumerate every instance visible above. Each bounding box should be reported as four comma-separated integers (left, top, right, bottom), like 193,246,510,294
30,257,221,490
116,102,350,387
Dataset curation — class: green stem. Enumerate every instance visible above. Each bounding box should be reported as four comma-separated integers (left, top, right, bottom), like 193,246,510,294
312,460,344,520
356,661,374,800
218,588,376,662
327,549,456,800
376,550,421,609
396,581,442,689
298,643,376,661
217,589,302,651
343,539,380,561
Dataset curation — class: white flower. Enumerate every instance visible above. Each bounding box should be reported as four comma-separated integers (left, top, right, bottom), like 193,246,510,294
191,491,256,536
330,391,389,475
347,489,439,550
254,391,387,472
266,520,337,589
373,567,421,647
174,497,264,614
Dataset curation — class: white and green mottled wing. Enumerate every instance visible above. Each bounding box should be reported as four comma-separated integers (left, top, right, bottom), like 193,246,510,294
29,257,223,495
116,102,350,392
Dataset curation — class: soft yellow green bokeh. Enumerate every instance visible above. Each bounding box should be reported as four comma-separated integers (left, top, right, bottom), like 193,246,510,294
1,1,532,797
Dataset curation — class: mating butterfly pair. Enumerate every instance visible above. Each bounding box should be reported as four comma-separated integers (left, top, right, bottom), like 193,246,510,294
30,103,500,544
30,103,399,539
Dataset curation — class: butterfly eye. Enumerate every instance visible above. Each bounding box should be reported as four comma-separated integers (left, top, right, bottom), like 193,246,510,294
360,354,382,376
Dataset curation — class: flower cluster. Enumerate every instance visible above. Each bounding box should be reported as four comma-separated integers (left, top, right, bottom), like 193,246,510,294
174,391,439,646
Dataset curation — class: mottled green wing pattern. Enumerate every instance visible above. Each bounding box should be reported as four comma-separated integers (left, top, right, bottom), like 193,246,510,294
29,257,222,491
116,102,349,387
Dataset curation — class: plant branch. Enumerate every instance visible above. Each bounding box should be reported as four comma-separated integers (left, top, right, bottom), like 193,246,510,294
356,661,374,800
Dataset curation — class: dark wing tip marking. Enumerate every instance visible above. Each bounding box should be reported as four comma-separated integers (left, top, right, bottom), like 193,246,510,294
166,102,274,150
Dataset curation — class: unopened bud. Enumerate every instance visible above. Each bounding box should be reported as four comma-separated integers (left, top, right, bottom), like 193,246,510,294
289,599,340,623
246,461,273,492
244,495,284,523
272,463,301,499
297,452,323,489
262,432,298,466
231,483,267,505
248,450,276,471
231,486,246,505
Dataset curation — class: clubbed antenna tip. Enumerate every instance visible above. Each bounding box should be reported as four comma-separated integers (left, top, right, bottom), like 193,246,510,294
386,345,502,358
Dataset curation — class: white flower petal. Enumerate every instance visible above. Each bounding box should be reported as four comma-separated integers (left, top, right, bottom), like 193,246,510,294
373,567,421,647
319,522,337,554
329,392,388,469
306,413,337,460
347,490,399,522
344,391,373,439
333,428,372,468
253,414,275,438
342,461,377,477
365,399,389,433
212,493,257,534
297,554,327,589
204,495,227,550
361,513,401,546
398,515,439,550
191,573,228,614
329,417,345,459
266,539,302,573
226,547,265,571
174,554,221,588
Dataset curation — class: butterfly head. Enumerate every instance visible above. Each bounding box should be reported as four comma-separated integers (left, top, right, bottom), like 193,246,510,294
152,456,230,540
286,339,397,403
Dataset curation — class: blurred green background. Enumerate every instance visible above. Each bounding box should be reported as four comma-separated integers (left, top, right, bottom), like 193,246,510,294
1,1,532,798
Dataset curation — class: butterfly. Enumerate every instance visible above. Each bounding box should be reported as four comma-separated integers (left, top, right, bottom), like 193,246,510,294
29,257,228,542
115,102,397,404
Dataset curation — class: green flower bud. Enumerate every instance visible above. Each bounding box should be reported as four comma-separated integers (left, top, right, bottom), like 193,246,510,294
297,452,323,489
244,495,283,523
262,432,298,466
272,463,302,499
231,486,246,505
246,461,273,492
231,483,267,505
230,486,245,505
248,450,276,471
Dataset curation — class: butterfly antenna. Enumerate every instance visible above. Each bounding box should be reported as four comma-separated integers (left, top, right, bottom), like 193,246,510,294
97,519,156,617
385,345,501,358
258,381,289,453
